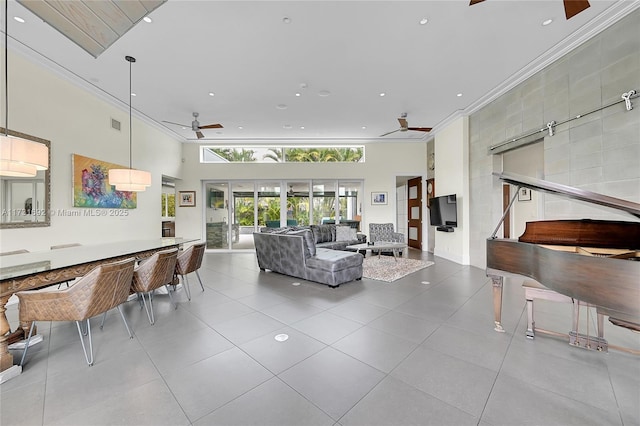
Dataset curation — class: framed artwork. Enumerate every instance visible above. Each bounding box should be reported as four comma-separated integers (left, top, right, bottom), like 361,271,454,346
518,187,532,202
72,154,137,209
371,191,387,205
179,191,196,207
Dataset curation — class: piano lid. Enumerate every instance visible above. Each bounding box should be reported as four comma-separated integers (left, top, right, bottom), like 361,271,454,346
494,172,640,219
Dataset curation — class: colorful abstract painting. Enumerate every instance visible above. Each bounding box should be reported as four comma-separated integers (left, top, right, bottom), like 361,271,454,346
72,154,137,209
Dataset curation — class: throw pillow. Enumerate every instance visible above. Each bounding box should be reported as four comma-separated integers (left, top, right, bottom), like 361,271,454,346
349,228,357,241
335,226,352,242
310,225,333,243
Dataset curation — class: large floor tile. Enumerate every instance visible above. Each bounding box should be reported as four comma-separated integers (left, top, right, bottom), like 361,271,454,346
214,311,287,345
482,373,622,426
368,310,440,343
163,347,273,422
42,348,161,424
292,311,363,344
332,326,418,373
186,299,256,326
142,326,234,375
501,339,619,412
47,379,190,426
194,377,334,426
240,327,326,374
421,323,512,371
339,376,478,426
391,345,497,417
327,298,389,324
261,300,324,324
279,347,385,420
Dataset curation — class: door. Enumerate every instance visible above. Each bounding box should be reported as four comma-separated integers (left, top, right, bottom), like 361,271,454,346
407,177,422,250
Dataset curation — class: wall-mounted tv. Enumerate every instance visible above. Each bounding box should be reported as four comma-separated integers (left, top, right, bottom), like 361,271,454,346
429,194,457,232
209,189,224,209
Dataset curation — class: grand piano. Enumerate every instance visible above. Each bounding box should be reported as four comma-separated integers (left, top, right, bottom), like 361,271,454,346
486,172,640,350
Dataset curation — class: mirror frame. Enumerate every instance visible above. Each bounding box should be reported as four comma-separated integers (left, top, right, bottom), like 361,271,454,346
0,127,51,229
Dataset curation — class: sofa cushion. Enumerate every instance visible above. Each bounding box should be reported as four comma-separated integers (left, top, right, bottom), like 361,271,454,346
335,225,352,242
306,248,363,273
310,224,335,243
286,229,316,257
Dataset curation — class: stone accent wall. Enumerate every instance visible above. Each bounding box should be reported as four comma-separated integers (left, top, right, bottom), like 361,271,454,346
469,9,640,269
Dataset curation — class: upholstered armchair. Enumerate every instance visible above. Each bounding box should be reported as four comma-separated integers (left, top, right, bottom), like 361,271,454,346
174,242,206,301
16,258,136,367
369,223,404,253
131,248,179,324
369,223,404,243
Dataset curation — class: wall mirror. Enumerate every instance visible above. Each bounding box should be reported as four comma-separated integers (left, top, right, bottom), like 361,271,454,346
0,128,51,228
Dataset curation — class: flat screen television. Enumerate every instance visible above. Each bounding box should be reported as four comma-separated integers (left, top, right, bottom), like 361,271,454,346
429,194,457,232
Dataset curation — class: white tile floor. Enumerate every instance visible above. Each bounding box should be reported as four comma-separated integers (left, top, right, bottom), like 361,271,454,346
2,250,639,426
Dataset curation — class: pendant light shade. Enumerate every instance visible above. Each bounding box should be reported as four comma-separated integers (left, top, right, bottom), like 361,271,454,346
0,134,48,177
0,1,49,177
108,55,151,192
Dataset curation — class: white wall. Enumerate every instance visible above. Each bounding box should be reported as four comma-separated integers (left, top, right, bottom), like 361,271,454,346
433,116,470,264
0,52,183,252
176,142,427,242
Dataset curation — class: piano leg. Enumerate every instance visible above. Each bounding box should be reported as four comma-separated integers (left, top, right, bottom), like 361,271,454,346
526,297,535,339
490,275,505,333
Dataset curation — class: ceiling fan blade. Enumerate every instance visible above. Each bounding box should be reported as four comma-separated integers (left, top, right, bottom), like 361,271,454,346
379,128,401,137
407,127,433,132
469,0,485,4
198,123,224,129
564,0,590,19
398,118,408,128
162,120,190,127
195,131,205,139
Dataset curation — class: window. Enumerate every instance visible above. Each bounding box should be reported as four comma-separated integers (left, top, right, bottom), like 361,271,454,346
201,146,364,163
161,192,175,218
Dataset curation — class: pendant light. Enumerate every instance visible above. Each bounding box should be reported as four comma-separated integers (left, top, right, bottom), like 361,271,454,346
108,55,151,192
0,0,48,177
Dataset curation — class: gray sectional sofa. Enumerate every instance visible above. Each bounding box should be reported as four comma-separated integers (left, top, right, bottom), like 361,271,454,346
253,227,363,287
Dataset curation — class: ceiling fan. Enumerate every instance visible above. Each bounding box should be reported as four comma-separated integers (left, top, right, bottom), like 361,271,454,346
162,112,223,139
470,0,590,20
380,113,432,137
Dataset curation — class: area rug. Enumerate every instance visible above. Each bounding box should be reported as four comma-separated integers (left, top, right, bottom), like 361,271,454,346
362,256,434,282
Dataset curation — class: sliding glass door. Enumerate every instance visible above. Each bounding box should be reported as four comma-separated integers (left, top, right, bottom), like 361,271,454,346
203,179,362,251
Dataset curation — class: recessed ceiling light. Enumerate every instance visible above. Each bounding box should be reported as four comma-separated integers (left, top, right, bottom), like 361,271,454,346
276,104,288,110
13,16,25,23
379,92,386,97
300,126,305,130
181,127,187,130
208,92,215,97
456,93,463,97
282,17,291,24
283,124,292,129
542,18,553,26
362,126,367,130
295,93,301,97
238,126,243,130
318,90,331,97
143,16,152,23
419,18,428,25
131,93,137,97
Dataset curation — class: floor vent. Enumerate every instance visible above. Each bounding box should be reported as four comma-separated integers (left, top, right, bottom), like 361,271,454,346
111,118,121,131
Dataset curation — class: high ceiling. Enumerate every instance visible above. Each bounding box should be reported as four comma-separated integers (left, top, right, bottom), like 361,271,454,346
5,0,638,143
